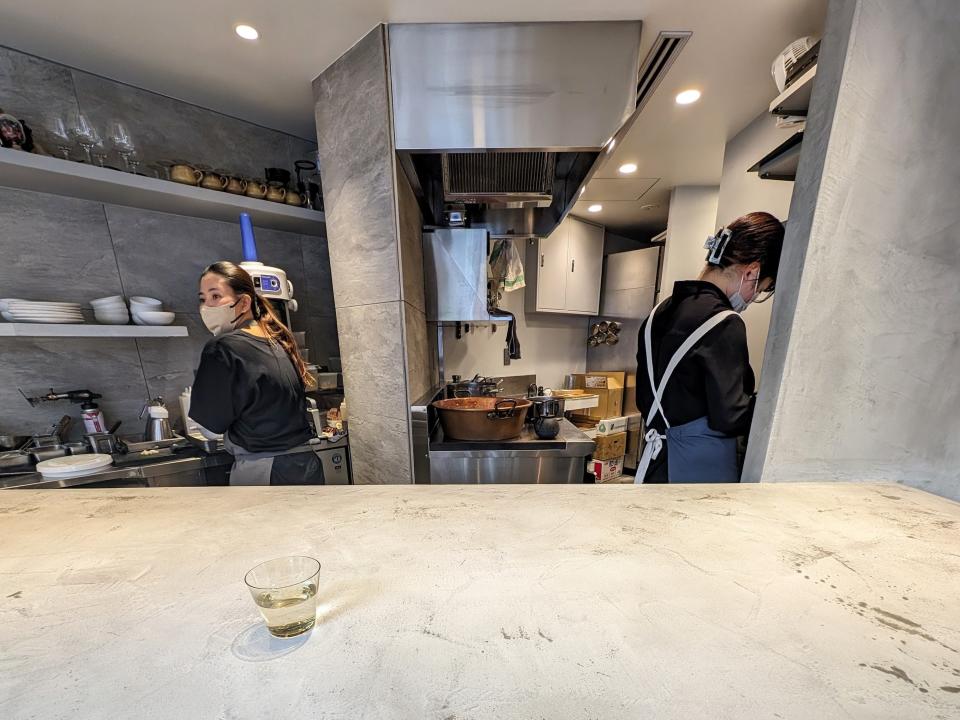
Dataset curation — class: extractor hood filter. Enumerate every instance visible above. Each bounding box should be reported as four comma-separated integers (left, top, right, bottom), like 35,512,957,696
442,152,556,207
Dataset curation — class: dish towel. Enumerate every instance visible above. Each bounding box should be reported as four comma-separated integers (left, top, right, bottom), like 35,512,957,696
489,238,526,292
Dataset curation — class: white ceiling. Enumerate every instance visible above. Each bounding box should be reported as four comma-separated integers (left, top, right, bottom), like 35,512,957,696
0,0,827,236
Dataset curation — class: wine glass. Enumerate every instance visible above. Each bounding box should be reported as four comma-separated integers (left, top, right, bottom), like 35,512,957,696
67,111,99,163
108,121,137,171
50,117,73,160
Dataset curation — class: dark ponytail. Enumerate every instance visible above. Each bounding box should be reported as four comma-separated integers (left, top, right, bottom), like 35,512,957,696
201,261,316,390
708,212,785,289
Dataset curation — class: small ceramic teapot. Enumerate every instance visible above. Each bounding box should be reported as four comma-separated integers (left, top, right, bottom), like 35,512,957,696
284,190,306,207
169,163,203,186
245,180,268,199
265,183,287,203
225,176,247,195
200,171,228,191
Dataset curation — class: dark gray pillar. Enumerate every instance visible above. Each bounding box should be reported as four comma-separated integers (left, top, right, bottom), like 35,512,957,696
312,26,433,483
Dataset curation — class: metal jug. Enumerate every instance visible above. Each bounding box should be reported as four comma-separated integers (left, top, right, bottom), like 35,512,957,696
141,397,173,442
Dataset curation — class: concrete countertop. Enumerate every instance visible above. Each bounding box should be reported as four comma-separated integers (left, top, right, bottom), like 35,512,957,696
1,483,958,718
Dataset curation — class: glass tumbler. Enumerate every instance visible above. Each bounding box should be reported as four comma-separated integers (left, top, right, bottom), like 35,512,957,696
244,556,321,638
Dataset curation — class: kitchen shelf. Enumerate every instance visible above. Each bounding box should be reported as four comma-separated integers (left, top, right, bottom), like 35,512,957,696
769,65,817,117
0,323,189,338
749,131,804,182
0,149,326,236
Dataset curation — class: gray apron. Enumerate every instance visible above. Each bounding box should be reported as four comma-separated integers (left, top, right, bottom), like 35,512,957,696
635,299,741,484
223,434,320,486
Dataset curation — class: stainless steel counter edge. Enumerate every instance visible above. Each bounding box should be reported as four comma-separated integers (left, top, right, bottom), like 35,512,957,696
0,451,234,490
429,419,595,458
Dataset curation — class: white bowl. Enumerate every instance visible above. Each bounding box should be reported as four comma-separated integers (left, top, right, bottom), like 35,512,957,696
95,314,130,325
129,296,162,308
133,311,175,326
90,295,126,307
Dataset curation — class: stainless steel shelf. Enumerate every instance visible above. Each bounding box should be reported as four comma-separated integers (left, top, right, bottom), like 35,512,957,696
0,149,326,236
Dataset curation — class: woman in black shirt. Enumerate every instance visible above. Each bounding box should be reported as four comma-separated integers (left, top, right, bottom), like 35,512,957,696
635,212,784,484
189,261,323,485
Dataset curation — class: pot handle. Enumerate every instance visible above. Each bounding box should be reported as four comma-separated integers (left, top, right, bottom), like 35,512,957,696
487,398,518,419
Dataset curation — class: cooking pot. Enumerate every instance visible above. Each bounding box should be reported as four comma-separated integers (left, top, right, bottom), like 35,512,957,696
433,396,531,441
526,395,565,421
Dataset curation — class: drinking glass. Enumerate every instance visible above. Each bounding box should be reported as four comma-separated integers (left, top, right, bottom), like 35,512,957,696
109,121,137,171
51,117,73,160
67,111,99,163
244,556,320,638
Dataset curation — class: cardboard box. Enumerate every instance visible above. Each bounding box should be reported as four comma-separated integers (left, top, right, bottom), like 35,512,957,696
596,416,627,436
571,372,625,419
591,456,625,483
592,431,627,461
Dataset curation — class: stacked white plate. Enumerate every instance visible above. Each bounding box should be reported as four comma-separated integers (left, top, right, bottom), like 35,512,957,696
90,295,130,324
0,298,84,324
36,453,113,479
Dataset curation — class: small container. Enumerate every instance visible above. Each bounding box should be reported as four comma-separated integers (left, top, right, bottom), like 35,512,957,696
81,402,107,434
64,442,90,455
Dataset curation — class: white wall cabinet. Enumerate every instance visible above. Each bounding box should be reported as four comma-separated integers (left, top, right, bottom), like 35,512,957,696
525,215,604,315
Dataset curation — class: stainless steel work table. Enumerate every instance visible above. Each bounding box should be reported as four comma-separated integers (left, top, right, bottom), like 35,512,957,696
1,483,958,718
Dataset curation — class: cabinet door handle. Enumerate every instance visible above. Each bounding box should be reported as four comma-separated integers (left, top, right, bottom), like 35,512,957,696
571,259,575,272
541,253,545,268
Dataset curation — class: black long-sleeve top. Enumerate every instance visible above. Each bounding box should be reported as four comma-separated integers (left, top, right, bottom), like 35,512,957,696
189,331,313,453
635,281,755,436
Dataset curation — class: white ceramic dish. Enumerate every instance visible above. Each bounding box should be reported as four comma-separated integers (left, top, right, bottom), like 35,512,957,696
129,296,162,307
95,316,130,325
37,453,113,479
90,295,125,306
7,301,82,310
133,311,176,326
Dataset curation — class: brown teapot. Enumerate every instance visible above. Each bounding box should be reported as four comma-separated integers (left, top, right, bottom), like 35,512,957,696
244,180,268,199
200,171,228,191
169,163,203,186
225,176,247,195
265,183,287,203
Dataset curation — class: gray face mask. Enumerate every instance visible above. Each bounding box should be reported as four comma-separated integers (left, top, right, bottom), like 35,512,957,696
729,272,759,314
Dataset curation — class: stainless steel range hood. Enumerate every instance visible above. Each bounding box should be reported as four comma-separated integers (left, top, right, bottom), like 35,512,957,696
388,22,690,235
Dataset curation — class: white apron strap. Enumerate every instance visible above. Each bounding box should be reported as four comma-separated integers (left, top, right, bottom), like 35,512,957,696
635,306,741,484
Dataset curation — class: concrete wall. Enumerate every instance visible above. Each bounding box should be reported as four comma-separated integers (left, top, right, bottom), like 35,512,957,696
715,114,798,374
313,26,433,483
747,0,960,501
658,186,720,301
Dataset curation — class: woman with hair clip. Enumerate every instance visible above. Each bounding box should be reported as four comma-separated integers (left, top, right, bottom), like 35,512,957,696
635,211,785,484
189,261,324,485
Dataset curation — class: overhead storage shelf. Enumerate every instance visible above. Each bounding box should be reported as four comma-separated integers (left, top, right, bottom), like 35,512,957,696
749,131,804,182
0,149,325,236
769,65,817,117
0,323,189,338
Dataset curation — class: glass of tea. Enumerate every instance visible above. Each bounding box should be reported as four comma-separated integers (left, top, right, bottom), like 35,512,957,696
244,556,321,638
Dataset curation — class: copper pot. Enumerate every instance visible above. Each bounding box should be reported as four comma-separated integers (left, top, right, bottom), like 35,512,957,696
200,171,228,191
170,163,203,185
245,180,268,199
284,190,306,206
265,184,287,203
432,397,532,441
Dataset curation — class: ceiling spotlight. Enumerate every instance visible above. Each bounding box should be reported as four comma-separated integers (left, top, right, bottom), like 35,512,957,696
235,24,260,40
618,163,637,174
675,89,701,105
587,204,603,213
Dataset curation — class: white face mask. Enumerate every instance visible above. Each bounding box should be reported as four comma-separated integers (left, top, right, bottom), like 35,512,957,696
200,300,242,336
728,272,759,314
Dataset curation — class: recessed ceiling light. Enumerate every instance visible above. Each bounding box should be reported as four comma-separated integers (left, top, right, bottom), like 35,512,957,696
618,163,637,174
235,24,259,40
675,89,701,105
587,204,603,213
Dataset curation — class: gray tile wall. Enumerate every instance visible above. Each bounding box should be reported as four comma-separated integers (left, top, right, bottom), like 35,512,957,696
0,44,316,179
0,44,336,442
0,187,338,441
